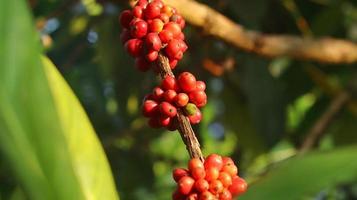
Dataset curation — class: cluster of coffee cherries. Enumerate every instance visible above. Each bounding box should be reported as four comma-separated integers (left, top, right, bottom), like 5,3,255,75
142,72,207,130
119,0,187,72
172,154,247,200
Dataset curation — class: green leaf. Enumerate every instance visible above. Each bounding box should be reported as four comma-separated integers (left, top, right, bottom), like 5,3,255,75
241,146,357,200
0,1,119,200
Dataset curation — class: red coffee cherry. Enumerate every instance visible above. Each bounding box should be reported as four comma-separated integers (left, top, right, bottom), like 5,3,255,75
199,191,215,200
172,189,185,200
159,30,174,43
218,172,233,187
142,100,158,117
229,176,247,196
221,165,238,177
187,193,198,200
165,39,182,59
173,168,190,182
209,180,224,195
196,81,206,91
130,19,148,38
219,189,232,200
189,90,207,107
149,18,164,32
164,89,177,102
204,167,219,182
132,6,143,18
169,58,178,69
178,72,197,93
152,86,164,101
159,13,170,23
222,157,234,166
136,0,148,7
188,109,202,124
125,39,143,57
194,179,209,192
191,167,206,180
161,75,179,91
159,115,171,127
188,158,204,171
144,2,161,19
159,101,177,117
178,176,195,195
119,10,133,28
146,49,158,62
204,154,223,170
164,22,181,38
175,93,189,107
146,32,162,51
161,5,173,17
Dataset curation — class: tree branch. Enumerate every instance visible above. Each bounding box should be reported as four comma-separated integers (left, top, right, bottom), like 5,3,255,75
299,91,350,154
156,53,204,161
163,0,357,64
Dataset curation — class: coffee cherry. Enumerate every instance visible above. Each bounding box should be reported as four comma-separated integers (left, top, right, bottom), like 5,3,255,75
159,115,171,126
178,176,195,195
159,13,170,23
136,0,148,7
229,176,247,196
191,167,206,180
209,180,224,195
152,87,164,101
187,193,198,200
144,2,161,19
222,157,234,166
119,10,133,28
196,81,206,91
159,30,174,43
178,72,197,93
165,39,182,59
188,109,202,124
173,168,190,182
164,22,181,38
172,189,185,200
161,5,173,17
188,158,204,171
132,6,143,18
199,191,215,200
204,154,223,170
146,50,158,62
219,189,232,200
169,59,178,69
194,179,209,192
159,101,177,117
222,165,238,177
218,172,233,187
175,93,189,107
125,39,143,57
146,32,162,51
164,89,177,102
161,75,179,91
205,167,219,182
149,18,164,32
130,19,148,38
142,100,158,117
189,90,207,107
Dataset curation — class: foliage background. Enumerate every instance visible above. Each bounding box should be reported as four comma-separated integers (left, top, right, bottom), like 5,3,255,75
1,0,357,200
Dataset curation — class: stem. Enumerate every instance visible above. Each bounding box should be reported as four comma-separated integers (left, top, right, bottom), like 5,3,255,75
156,53,204,161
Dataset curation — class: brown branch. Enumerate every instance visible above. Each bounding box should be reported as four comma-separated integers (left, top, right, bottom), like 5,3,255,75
299,91,350,154
163,0,357,64
156,54,204,161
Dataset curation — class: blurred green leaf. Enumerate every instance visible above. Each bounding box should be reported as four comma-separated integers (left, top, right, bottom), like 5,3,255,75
241,146,357,200
0,1,119,199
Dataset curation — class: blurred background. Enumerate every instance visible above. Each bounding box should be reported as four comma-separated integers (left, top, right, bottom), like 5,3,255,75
1,0,357,199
